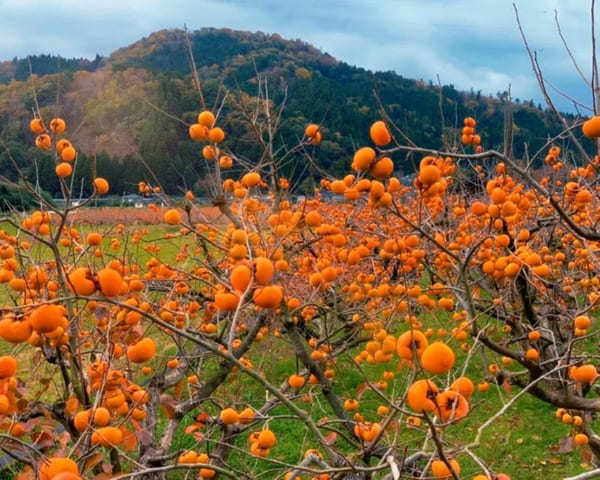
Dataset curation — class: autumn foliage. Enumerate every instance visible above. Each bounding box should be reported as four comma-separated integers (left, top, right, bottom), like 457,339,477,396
3,19,600,480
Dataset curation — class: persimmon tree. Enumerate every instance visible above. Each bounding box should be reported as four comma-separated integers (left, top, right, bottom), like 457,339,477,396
2,8,600,480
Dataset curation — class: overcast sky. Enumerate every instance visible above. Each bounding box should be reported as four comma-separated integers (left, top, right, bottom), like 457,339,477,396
0,0,594,112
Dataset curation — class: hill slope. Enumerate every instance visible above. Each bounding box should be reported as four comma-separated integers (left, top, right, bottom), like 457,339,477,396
0,28,577,199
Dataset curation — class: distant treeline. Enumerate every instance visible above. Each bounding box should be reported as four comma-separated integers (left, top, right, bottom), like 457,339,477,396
0,28,592,210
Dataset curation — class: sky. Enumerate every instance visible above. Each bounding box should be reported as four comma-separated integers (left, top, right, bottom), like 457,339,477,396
0,0,594,112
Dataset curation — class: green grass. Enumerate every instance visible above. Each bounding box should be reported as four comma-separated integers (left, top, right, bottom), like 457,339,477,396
0,222,595,479
157,331,596,479
163,314,596,479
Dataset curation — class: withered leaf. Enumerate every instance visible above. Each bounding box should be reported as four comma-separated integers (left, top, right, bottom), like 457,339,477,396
581,446,593,463
84,453,104,473
121,426,137,452
324,431,337,445
356,382,367,399
135,427,153,446
15,466,34,480
550,435,573,454
184,423,201,434
65,395,79,415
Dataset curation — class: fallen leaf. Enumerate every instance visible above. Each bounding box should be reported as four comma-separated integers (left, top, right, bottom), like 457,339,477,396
135,427,153,446
185,423,201,434
550,435,573,454
324,432,337,445
160,394,175,419
317,417,330,426
65,395,79,415
101,461,113,474
356,382,367,398
15,466,34,480
581,446,593,463
84,453,104,473
121,426,137,452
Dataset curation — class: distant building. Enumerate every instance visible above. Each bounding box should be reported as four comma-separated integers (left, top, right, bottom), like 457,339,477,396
121,193,157,205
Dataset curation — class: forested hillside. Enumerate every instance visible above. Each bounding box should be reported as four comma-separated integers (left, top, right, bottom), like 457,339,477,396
0,28,582,200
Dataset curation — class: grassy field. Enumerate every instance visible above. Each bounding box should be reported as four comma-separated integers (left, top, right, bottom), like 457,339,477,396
158,330,594,479
0,222,595,479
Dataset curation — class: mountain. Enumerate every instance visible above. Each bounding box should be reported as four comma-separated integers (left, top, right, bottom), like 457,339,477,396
0,28,582,202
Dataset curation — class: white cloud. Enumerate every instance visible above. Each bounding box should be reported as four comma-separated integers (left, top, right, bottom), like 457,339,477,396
0,0,594,110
